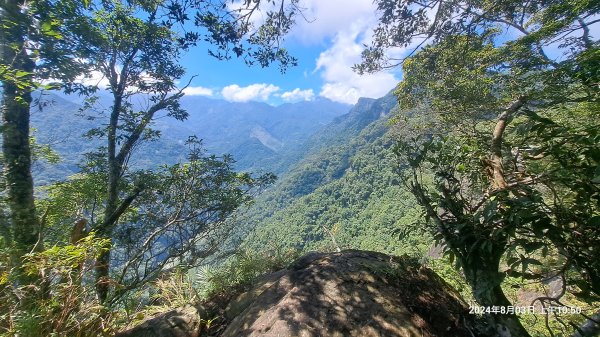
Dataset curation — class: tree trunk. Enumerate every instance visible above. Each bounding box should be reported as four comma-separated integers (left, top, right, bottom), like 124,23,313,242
461,250,532,337
1,0,39,284
489,96,526,190
94,92,122,303
94,246,111,302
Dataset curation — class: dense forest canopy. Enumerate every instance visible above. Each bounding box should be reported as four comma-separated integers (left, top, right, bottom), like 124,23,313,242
1,0,599,336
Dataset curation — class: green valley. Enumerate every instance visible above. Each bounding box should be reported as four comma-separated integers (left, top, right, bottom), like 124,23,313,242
238,93,430,257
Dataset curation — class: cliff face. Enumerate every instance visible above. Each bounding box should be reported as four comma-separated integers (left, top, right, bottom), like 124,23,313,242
117,250,480,337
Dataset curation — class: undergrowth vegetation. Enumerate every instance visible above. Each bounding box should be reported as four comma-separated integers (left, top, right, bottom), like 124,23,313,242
195,248,301,299
0,239,300,337
0,234,116,337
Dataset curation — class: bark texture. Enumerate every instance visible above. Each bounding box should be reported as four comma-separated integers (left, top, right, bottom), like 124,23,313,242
1,0,40,283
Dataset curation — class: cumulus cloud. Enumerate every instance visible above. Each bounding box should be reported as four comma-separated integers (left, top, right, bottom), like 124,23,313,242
314,20,400,105
289,0,376,45
281,88,314,102
43,59,111,89
183,86,213,96
221,83,280,102
226,0,377,45
275,0,403,104
203,0,406,105
75,68,173,92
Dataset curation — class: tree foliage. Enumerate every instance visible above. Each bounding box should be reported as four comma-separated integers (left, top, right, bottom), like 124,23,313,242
195,0,300,70
360,0,599,335
2,0,301,333
0,0,93,300
64,0,301,303
43,138,274,303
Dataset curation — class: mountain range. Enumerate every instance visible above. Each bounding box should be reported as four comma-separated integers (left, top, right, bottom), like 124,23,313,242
30,92,350,185
31,89,427,258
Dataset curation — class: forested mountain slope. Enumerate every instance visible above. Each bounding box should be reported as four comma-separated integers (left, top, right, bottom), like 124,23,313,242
30,92,350,185
238,93,430,256
270,94,397,174
166,96,351,173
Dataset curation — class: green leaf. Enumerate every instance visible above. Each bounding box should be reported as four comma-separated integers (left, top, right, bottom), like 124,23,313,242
40,21,63,39
15,70,30,78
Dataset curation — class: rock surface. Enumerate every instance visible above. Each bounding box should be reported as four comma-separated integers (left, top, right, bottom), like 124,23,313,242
221,250,474,337
116,250,477,337
115,305,202,337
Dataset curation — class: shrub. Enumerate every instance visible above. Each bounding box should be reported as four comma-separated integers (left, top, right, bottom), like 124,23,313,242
0,234,119,337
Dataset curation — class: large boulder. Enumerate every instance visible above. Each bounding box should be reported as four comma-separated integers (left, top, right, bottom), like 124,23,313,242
115,250,479,337
221,250,475,337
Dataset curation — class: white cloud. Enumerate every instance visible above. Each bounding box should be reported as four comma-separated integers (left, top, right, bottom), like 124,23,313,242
314,20,401,105
221,83,280,102
40,58,112,89
183,86,213,96
74,69,162,91
270,0,404,104
204,0,407,105
74,70,111,88
289,0,376,45
281,88,314,102
226,0,378,45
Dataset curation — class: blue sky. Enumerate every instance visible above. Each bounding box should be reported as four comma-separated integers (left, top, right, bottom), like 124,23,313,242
176,0,403,105
76,1,598,106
